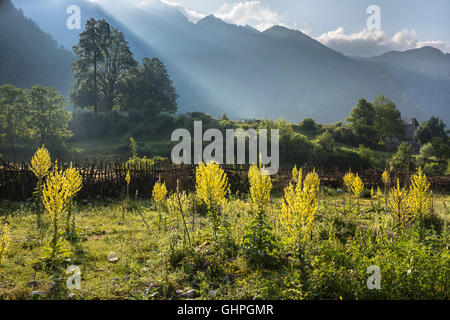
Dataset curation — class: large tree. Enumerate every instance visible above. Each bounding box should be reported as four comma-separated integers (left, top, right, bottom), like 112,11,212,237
373,95,403,144
346,98,377,147
120,57,177,118
29,85,72,146
0,85,30,150
71,19,137,113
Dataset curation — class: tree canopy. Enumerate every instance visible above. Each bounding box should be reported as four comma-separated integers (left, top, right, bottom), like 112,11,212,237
71,18,137,113
415,116,448,145
120,57,178,117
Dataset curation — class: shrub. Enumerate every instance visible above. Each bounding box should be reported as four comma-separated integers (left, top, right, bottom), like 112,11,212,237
389,142,415,173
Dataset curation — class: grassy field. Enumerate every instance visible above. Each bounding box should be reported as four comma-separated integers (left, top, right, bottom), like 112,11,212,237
0,191,448,300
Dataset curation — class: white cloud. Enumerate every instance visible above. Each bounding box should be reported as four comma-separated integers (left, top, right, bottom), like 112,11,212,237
316,27,450,57
213,1,286,31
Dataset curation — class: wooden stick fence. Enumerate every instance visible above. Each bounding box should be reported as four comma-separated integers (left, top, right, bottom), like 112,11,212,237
0,160,448,201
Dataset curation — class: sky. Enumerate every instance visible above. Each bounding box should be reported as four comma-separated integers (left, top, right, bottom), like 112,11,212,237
12,0,450,57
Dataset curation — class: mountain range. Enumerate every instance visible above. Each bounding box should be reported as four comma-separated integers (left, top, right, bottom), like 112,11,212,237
3,0,450,124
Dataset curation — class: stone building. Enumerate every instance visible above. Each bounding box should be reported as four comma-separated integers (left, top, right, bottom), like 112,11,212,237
402,118,420,152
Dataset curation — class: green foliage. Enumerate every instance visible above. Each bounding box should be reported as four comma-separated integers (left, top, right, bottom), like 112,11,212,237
373,95,403,144
390,142,415,173
357,145,374,165
299,118,322,136
71,18,137,113
420,143,435,158
431,137,450,161
0,85,30,149
423,162,447,176
314,131,336,152
29,85,72,147
346,98,377,147
347,95,403,148
415,117,448,145
1,188,449,300
0,84,72,153
242,214,279,268
120,57,178,117
125,137,167,169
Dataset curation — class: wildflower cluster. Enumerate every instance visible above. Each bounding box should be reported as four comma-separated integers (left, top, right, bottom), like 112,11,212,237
280,167,320,244
344,170,364,198
389,168,432,231
196,162,229,239
243,164,277,267
64,163,83,237
31,145,52,179
43,163,72,223
152,177,168,206
407,167,432,220
196,162,229,209
389,179,412,230
351,174,364,198
30,145,52,228
382,170,390,186
42,161,82,261
248,164,272,214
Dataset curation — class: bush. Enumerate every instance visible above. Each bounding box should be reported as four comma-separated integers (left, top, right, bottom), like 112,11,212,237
420,143,435,158
389,142,415,173
423,162,447,176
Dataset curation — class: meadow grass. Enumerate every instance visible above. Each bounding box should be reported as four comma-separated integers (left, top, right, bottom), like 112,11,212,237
0,192,448,300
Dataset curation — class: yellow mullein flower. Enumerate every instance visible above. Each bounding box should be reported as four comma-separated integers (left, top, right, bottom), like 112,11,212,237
196,162,229,240
30,145,51,180
30,146,52,229
382,170,390,185
280,166,320,244
389,179,411,230
0,223,10,274
43,162,71,223
195,161,229,209
407,167,432,219
248,164,272,214
343,170,355,193
351,174,364,199
64,163,82,199
63,163,83,236
152,176,168,206
125,170,131,186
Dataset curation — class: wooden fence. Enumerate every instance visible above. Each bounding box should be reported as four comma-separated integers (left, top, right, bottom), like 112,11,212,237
0,160,448,201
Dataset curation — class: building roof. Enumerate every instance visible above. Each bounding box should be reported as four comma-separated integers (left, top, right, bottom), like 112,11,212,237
402,118,419,126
